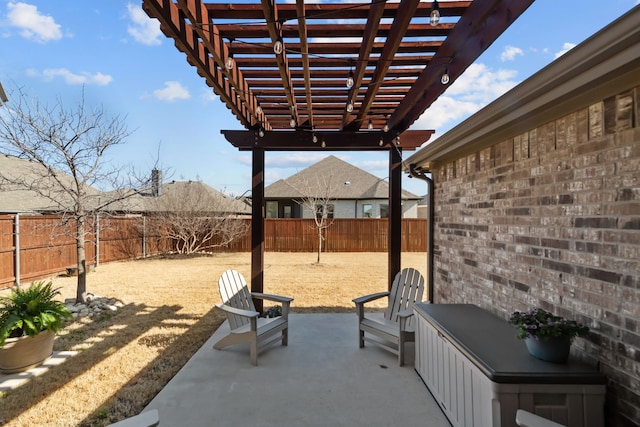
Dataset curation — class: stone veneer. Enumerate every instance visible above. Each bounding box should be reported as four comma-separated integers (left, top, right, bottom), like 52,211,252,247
430,87,639,426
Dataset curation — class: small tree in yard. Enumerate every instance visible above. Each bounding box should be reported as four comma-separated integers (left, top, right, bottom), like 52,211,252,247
293,174,341,264
145,180,249,254
0,86,137,303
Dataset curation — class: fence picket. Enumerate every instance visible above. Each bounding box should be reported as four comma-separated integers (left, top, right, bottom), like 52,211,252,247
0,215,426,289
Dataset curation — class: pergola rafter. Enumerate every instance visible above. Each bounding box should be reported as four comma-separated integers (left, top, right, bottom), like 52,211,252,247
144,0,539,137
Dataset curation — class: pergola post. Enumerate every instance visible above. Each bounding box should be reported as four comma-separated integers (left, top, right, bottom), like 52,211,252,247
388,146,402,290
251,148,265,312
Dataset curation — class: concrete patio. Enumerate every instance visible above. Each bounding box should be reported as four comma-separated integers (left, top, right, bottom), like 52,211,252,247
144,313,451,426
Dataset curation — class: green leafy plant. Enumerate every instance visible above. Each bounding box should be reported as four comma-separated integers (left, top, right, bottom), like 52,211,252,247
94,406,110,420
509,307,589,341
264,306,282,318
0,280,72,347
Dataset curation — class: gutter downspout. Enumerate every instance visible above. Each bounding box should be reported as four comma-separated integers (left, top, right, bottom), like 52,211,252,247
409,164,434,303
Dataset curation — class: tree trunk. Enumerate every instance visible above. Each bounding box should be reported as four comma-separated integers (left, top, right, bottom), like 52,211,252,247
75,217,87,302
316,228,322,263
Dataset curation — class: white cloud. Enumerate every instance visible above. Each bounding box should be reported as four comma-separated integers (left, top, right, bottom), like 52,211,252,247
237,154,252,166
7,2,62,43
555,42,576,59
200,89,218,102
500,45,523,62
153,81,190,101
29,68,112,86
412,62,520,134
266,152,327,168
445,63,518,103
127,3,162,46
415,96,479,130
358,159,387,171
265,170,283,186
358,159,389,178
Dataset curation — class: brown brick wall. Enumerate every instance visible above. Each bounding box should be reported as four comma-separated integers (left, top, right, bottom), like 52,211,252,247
431,87,640,426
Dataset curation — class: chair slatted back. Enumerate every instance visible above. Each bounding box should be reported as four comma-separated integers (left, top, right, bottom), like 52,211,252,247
218,270,256,330
384,268,425,328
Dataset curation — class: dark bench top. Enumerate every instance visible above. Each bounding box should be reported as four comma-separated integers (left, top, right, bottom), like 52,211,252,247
414,303,606,385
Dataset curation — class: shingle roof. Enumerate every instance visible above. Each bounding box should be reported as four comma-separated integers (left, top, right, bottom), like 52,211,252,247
0,154,250,215
150,181,250,214
265,155,419,200
0,154,102,213
84,181,251,215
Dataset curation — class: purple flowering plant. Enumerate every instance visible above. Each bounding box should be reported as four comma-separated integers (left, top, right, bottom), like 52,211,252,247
509,308,589,341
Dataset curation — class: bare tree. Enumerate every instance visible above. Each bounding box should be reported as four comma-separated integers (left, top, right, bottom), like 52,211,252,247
0,85,137,302
145,180,249,254
292,174,342,264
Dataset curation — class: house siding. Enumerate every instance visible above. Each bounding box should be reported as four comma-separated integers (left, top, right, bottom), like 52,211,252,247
402,200,419,218
300,200,357,218
298,199,419,219
430,87,640,426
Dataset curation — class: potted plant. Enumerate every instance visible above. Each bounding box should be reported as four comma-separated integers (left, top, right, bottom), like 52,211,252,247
0,280,72,373
509,307,589,363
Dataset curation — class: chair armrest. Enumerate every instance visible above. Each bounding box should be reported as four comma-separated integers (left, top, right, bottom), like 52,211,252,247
515,409,566,427
353,292,390,321
397,309,414,319
251,293,293,318
352,291,390,305
252,292,294,303
397,309,415,332
215,303,260,318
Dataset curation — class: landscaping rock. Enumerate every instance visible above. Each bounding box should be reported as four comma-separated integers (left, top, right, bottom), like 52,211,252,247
64,294,124,320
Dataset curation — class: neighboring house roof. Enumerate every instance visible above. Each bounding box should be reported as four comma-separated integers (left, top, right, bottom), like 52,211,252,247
265,155,420,200
0,154,250,216
115,181,251,215
0,154,103,214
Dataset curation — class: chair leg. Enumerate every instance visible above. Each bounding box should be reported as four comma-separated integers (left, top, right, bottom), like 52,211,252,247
213,334,234,350
358,329,365,348
250,340,258,365
398,332,406,366
282,327,288,346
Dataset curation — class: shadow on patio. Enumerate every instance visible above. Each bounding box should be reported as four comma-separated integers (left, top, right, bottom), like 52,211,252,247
144,313,450,427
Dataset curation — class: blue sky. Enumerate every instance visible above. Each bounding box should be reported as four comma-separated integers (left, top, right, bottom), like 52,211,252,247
1,0,638,197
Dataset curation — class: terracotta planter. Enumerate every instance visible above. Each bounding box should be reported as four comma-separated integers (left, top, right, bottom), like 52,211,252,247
0,331,55,374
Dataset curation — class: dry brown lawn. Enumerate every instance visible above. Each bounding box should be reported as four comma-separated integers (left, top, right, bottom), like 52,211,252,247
0,252,427,426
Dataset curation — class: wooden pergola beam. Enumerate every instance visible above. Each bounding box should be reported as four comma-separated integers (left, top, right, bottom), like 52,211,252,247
341,0,386,130
390,0,536,132
352,0,421,131
206,2,471,21
221,129,433,151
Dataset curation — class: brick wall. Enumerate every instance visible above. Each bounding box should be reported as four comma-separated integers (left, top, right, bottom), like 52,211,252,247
431,87,640,426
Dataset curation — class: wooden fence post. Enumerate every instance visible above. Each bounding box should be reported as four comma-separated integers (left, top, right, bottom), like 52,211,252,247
95,213,100,267
14,213,20,288
142,216,147,258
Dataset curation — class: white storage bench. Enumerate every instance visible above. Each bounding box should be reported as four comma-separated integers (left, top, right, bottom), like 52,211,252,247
413,303,606,427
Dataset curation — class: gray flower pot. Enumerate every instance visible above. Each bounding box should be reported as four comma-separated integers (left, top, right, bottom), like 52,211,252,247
0,331,55,374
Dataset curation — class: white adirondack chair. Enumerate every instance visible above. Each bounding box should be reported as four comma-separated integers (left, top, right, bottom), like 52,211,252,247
353,267,425,366
214,269,293,365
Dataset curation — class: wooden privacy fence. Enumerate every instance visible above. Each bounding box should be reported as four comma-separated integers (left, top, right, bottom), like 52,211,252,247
0,215,426,289
260,218,427,252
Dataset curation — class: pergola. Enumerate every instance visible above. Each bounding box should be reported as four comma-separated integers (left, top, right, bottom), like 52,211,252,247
141,0,534,308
